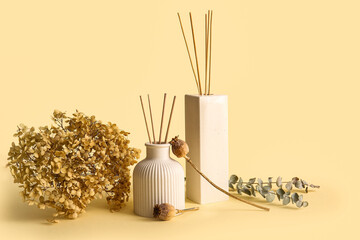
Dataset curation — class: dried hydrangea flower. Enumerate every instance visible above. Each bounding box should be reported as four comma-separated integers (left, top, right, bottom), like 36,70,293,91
7,110,140,220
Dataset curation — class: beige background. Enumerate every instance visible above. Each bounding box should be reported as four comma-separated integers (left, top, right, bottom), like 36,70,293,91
0,0,359,239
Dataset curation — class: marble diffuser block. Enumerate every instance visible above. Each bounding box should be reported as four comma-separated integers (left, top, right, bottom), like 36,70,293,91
185,94,229,204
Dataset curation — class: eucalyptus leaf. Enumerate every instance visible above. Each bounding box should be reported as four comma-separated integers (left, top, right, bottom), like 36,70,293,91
236,178,243,190
258,178,263,187
283,196,290,205
229,182,234,190
257,185,266,198
236,181,242,194
305,186,308,193
295,180,303,189
263,186,271,191
299,195,303,202
238,177,243,186
248,178,256,184
310,184,320,188
291,193,299,204
265,193,275,202
229,174,238,184
241,187,252,196
301,179,308,186
276,188,285,200
276,176,282,188
296,200,303,208
292,177,299,184
285,182,292,191
249,184,256,197
302,201,309,207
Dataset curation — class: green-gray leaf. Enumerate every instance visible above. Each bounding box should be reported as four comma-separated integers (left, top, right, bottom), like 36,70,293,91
299,195,303,202
249,184,256,197
303,201,309,207
301,179,308,186
283,196,290,205
285,182,292,191
295,180,303,189
292,177,299,183
229,182,234,190
296,201,303,208
291,193,299,203
258,178,263,187
248,178,256,184
257,185,266,198
263,186,271,191
310,184,320,188
236,181,242,194
238,177,243,186
276,188,285,200
265,193,275,202
276,176,282,188
229,174,238,184
241,187,252,196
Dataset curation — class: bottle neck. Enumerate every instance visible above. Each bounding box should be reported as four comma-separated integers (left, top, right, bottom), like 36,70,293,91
145,143,171,160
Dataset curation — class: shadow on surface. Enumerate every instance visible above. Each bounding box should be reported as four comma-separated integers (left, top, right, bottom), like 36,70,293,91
4,186,55,222
234,194,302,210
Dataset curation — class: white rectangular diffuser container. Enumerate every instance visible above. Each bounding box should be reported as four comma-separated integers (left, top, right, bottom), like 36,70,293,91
185,94,229,204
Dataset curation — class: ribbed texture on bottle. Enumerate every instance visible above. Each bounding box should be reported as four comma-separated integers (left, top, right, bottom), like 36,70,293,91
133,158,185,218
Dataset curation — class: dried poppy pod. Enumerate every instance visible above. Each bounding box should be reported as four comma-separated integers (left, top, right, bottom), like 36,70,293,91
169,136,189,159
153,203,199,221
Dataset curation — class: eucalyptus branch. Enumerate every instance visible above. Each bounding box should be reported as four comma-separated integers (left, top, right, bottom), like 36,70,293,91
229,175,320,208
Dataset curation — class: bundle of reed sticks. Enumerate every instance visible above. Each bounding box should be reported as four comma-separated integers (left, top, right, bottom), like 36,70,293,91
139,94,176,144
177,10,213,95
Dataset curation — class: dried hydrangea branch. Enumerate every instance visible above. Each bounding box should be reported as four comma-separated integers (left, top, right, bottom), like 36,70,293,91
7,110,141,221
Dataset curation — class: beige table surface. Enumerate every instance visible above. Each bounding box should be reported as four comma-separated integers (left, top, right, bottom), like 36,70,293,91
0,164,355,240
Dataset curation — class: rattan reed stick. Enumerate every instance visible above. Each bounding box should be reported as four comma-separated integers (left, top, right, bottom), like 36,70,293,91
147,94,156,144
139,96,152,143
208,10,213,95
164,96,176,143
177,13,200,95
189,12,202,95
158,93,167,143
205,14,208,95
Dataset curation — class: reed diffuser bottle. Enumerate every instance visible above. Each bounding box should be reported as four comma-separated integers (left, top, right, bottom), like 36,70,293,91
133,94,184,217
178,11,229,204
133,143,185,217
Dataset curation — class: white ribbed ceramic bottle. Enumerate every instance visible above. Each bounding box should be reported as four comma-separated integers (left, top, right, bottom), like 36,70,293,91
133,143,185,217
